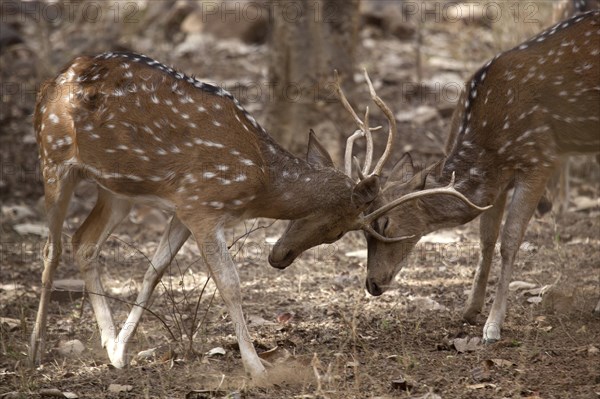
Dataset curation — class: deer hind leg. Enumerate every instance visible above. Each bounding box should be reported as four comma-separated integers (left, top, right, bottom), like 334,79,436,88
112,216,190,364
30,172,79,366
71,188,132,368
463,190,508,323
188,224,267,380
483,173,550,343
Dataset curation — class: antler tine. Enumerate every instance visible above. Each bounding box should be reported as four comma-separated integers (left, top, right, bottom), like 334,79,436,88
361,172,492,226
335,70,368,179
362,106,374,176
363,69,396,177
334,70,365,129
335,70,384,179
352,156,366,181
363,225,415,243
345,130,365,177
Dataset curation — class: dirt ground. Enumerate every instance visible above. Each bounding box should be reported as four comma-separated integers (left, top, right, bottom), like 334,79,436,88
1,1,599,398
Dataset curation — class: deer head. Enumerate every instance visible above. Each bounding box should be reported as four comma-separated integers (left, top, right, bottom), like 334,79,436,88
364,154,438,296
269,71,489,272
269,71,490,270
269,70,392,269
268,135,381,269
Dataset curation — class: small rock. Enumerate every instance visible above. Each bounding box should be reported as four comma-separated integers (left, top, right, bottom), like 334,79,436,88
345,249,367,259
205,347,226,357
51,279,85,303
509,281,537,291
108,384,133,394
137,347,157,359
1,204,37,222
13,223,49,237
452,337,481,353
408,296,448,311
395,105,439,125
58,340,85,357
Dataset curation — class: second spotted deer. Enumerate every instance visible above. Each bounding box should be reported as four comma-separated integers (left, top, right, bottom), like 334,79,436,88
272,11,600,341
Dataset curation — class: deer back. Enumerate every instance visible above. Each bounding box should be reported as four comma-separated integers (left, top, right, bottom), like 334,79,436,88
34,52,288,214
442,10,600,200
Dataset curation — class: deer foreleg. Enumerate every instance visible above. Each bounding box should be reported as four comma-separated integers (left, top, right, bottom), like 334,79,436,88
483,175,549,343
112,216,190,364
195,227,267,380
463,191,507,323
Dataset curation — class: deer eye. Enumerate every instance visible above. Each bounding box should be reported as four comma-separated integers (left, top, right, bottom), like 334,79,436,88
379,217,390,233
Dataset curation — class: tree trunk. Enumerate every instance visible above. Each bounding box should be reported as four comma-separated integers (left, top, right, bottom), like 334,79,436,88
266,0,360,162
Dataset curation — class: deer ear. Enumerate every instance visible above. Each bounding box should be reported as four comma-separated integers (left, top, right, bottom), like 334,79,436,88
352,175,380,206
411,159,443,190
387,153,415,183
306,129,335,168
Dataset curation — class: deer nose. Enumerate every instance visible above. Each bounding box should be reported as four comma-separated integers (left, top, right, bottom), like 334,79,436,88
268,248,294,269
365,278,383,296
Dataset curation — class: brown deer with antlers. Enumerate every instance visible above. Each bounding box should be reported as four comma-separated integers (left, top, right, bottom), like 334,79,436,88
30,51,387,379
271,10,600,341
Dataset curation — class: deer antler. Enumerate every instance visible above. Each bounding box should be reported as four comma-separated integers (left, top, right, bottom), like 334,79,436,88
335,69,397,180
335,71,374,178
363,70,396,177
361,172,492,234
334,70,378,179
363,225,415,243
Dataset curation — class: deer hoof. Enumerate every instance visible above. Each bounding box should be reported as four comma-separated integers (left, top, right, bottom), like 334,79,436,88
462,308,480,324
482,322,501,344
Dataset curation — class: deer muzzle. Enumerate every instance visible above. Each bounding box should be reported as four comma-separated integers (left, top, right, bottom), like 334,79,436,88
268,246,297,269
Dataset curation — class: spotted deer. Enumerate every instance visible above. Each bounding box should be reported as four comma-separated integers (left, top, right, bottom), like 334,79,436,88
554,0,599,21
30,51,387,379
546,0,599,214
271,11,600,341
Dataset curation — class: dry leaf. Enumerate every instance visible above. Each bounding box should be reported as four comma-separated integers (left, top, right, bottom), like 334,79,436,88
258,346,290,364
490,358,516,368
471,364,491,382
391,375,413,391
276,312,294,324
246,314,276,327
0,317,20,332
467,383,496,390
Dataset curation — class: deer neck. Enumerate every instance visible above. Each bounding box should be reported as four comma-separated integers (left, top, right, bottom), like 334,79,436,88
420,153,501,231
249,150,353,220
